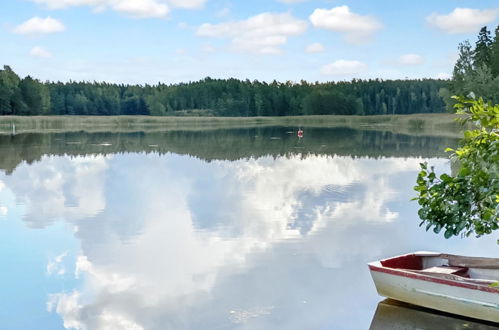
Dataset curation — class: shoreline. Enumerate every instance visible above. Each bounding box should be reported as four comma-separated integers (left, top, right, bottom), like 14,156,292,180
0,113,466,138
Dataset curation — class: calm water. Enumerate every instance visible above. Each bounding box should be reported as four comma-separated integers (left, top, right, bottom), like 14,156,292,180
0,127,496,330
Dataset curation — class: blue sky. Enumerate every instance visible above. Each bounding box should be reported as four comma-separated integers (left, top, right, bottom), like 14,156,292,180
1,0,499,84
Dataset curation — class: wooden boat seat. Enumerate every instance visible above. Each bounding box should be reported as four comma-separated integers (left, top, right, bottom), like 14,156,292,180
420,266,468,276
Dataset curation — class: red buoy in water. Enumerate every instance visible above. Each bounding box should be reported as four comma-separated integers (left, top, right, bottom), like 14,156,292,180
297,129,303,138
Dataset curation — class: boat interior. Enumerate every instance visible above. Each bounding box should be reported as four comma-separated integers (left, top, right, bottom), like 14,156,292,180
378,252,499,286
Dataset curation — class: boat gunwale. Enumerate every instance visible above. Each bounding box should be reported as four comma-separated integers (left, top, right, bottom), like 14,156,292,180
368,253,499,295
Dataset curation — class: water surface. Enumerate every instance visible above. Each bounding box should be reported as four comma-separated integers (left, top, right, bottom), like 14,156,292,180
0,127,496,329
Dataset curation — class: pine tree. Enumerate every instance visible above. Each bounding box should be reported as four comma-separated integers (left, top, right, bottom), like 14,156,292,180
473,26,492,69
452,41,474,95
490,25,499,77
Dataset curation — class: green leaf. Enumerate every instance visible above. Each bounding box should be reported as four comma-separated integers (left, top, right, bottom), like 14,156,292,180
414,96,499,242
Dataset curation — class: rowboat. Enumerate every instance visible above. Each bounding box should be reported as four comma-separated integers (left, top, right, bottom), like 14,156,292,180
368,252,499,323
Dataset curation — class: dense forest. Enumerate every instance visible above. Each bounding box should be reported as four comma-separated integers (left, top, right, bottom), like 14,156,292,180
0,66,448,117
451,25,499,103
4,25,498,118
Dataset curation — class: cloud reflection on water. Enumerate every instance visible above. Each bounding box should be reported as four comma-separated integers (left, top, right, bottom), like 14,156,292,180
3,155,108,228
0,152,495,329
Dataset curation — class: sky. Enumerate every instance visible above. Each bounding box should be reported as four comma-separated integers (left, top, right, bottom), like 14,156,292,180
1,0,499,84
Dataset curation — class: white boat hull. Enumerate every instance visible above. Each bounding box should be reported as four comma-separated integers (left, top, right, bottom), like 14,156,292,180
370,269,499,323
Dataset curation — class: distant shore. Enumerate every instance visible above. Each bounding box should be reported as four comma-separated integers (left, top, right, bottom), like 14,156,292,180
0,113,466,138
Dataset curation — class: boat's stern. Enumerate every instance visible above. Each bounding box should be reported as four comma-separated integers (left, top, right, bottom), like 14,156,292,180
367,252,499,323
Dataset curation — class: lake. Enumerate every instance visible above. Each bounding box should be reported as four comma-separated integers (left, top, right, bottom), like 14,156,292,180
0,126,496,330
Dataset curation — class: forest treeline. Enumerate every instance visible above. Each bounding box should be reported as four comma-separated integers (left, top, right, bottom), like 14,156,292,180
451,25,499,103
5,25,499,117
0,66,447,117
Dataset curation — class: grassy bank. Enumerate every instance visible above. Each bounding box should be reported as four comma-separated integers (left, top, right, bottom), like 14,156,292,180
0,113,466,137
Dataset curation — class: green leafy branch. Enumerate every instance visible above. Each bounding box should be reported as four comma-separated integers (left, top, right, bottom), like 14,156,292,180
414,97,498,239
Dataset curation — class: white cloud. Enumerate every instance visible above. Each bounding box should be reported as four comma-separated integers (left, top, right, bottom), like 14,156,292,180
13,16,65,35
216,7,230,18
99,311,144,330
47,291,83,330
41,153,429,329
197,12,307,55
278,0,308,3
397,53,424,65
30,46,53,58
436,72,452,79
320,60,367,76
176,48,186,55
111,0,169,18
309,6,383,44
29,0,100,10
0,206,7,217
427,8,499,34
167,0,206,9
47,251,68,276
202,44,215,53
28,0,208,18
3,155,108,228
3,148,489,328
306,42,325,53
0,180,7,218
